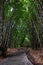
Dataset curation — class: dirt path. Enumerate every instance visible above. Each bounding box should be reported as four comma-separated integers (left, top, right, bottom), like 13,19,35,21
0,51,33,65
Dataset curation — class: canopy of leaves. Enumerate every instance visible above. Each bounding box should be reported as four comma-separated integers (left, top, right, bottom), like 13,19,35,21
3,0,41,48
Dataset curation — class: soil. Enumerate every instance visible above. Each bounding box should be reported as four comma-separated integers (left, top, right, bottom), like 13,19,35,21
0,48,43,65
27,48,43,65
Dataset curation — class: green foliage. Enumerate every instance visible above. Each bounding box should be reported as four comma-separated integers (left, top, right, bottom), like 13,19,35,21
4,0,40,48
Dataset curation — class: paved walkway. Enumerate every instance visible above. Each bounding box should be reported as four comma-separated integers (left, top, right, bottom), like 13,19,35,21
0,51,33,65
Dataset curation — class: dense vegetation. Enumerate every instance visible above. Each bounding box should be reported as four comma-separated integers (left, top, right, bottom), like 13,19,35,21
0,0,43,51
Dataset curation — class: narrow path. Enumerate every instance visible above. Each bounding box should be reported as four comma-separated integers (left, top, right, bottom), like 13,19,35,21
0,51,33,65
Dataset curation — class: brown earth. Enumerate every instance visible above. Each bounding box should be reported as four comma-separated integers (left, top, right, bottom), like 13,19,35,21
27,48,43,65
0,48,43,65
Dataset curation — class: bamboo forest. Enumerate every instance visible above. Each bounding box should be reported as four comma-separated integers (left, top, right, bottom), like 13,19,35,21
0,0,43,65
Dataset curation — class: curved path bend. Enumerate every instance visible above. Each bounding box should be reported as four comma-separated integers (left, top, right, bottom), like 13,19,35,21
0,51,33,65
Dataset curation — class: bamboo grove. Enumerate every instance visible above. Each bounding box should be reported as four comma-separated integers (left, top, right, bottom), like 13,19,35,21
0,0,43,54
